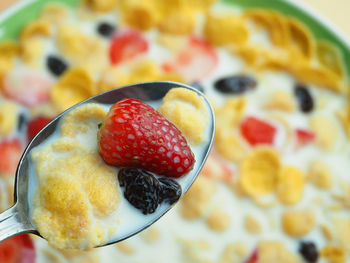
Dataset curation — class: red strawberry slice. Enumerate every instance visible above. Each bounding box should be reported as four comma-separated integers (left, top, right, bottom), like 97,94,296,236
98,98,195,178
295,129,315,147
109,30,148,65
162,37,218,82
240,116,277,146
0,139,22,175
2,68,52,107
0,234,36,263
243,250,258,263
201,151,233,181
27,116,52,142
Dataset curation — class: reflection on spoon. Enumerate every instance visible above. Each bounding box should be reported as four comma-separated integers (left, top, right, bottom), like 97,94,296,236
0,81,215,249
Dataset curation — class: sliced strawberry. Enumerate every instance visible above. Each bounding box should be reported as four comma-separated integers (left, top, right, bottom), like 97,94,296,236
240,116,277,146
295,129,315,147
27,116,52,142
98,98,195,178
0,235,35,263
2,68,52,107
201,151,233,181
162,37,218,82
243,249,258,263
0,139,22,175
109,30,148,65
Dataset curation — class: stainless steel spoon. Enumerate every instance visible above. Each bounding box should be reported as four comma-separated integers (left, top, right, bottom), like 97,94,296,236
0,81,215,247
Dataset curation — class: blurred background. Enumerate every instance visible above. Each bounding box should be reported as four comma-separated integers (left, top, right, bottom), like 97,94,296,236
0,0,349,38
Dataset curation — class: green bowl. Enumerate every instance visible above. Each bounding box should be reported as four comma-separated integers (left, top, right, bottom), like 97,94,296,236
0,0,349,80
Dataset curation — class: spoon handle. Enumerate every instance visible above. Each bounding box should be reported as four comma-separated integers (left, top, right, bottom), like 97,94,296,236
0,204,32,242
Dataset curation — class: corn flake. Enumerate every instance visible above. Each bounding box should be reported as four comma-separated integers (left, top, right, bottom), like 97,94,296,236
320,245,346,263
20,37,44,68
83,0,117,12
50,68,96,112
307,160,332,190
244,215,262,234
310,116,338,151
0,101,18,136
258,241,299,263
20,20,51,42
316,41,345,78
264,91,295,112
336,105,350,140
204,13,249,46
282,209,315,237
277,166,304,205
239,147,280,197
40,3,69,26
0,41,19,59
97,67,130,93
158,11,195,35
206,208,231,232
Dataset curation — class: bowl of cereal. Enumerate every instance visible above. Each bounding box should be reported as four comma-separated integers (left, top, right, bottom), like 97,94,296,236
0,0,349,262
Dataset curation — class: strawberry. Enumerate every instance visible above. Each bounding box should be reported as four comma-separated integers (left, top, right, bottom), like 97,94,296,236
0,234,36,263
98,98,195,178
109,30,148,65
0,139,22,175
240,116,277,146
2,68,52,107
243,250,258,263
295,129,315,147
27,116,52,142
162,37,218,82
201,151,233,181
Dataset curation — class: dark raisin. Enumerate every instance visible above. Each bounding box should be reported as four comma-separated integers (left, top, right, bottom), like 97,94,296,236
299,241,318,263
294,84,314,113
97,22,116,38
17,113,27,131
46,55,68,77
191,82,205,93
158,177,182,205
214,75,257,95
118,168,161,214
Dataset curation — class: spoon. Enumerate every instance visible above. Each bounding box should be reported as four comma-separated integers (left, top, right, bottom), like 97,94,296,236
0,81,215,247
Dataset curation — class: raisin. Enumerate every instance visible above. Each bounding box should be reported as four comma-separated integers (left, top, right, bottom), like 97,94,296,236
294,84,314,113
158,177,182,205
299,241,318,263
191,82,205,93
97,22,116,38
214,75,257,95
46,55,68,77
118,168,161,214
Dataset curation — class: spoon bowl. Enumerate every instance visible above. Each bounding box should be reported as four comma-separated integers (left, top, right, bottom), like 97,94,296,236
0,81,215,247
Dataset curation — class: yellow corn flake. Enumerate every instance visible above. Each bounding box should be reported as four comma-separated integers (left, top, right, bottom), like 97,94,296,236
282,209,315,237
121,0,160,31
244,10,290,47
316,41,345,78
220,243,249,263
216,98,247,129
307,160,333,190
334,218,350,253
181,176,216,220
158,88,207,144
258,241,299,263
158,11,195,35
204,13,249,46
20,37,44,68
320,224,333,241
277,166,305,205
40,3,69,25
206,208,231,232
157,34,187,53
264,91,295,112
57,25,108,74
0,58,14,88
239,147,281,197
310,116,338,151
97,67,130,93
20,20,51,42
336,105,350,140
287,17,315,59
186,0,217,12
50,68,96,112
0,41,19,59
83,0,117,12
128,60,160,84
320,245,346,263
244,215,262,234
0,101,18,136
215,127,248,163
